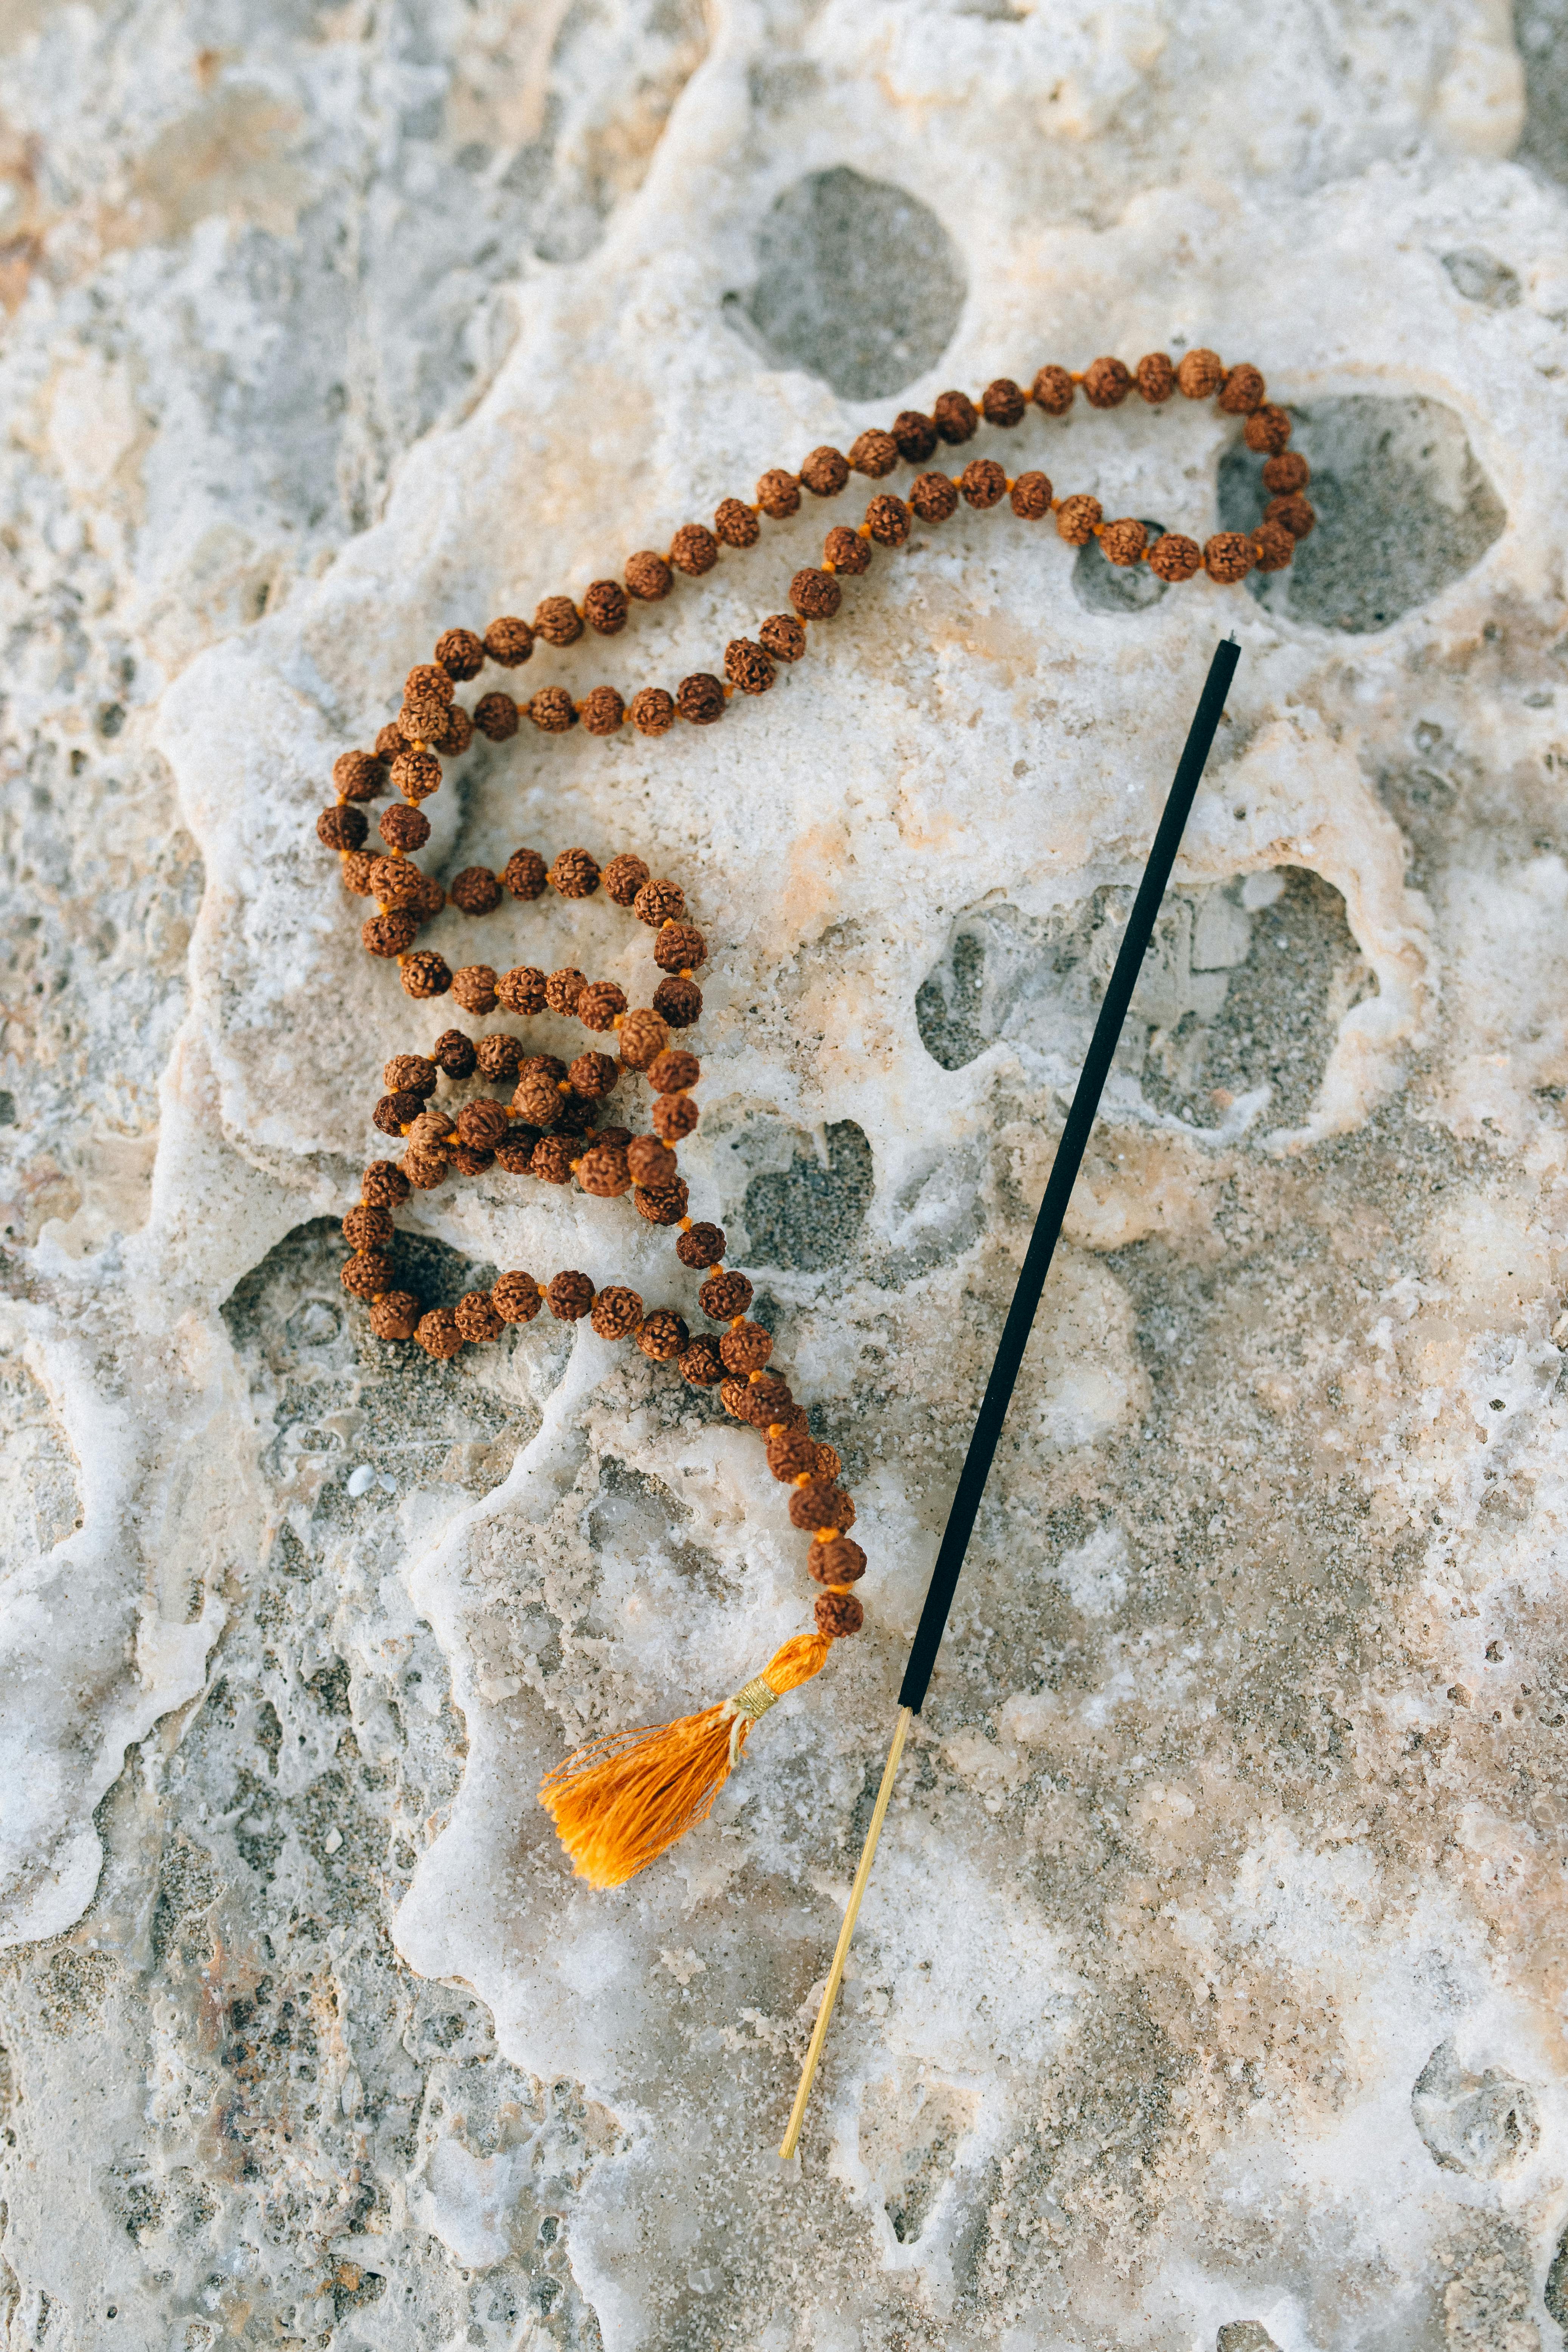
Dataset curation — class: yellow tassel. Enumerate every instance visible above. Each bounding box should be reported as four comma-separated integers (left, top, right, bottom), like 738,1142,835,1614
538,1633,834,1888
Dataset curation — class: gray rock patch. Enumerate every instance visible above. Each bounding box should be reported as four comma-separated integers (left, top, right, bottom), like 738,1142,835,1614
1073,520,1171,616
1442,246,1523,307
1411,2040,1540,2178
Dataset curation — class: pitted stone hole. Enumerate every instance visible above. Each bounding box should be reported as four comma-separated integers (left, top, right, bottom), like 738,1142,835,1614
857,2064,976,2246
1216,2328,1281,2352
740,1120,874,1271
1073,519,1170,616
1411,2040,1540,2178
1516,1,1568,183
1217,395,1505,634
725,166,966,400
1442,247,1522,308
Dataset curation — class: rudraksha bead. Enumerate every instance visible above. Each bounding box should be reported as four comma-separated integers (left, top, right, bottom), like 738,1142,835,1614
363,909,418,958
1176,348,1224,399
1031,364,1074,414
979,377,1025,428
910,472,958,524
634,878,685,927
637,1308,688,1361
752,1371,795,1420
700,1268,752,1320
583,579,628,635
473,692,518,742
720,1320,772,1373
1244,403,1292,455
578,979,628,1030
362,1160,410,1207
1100,518,1148,567
520,1049,567,1088
568,1050,618,1100
341,850,378,895
591,1286,642,1340
1218,363,1265,415
1055,495,1102,546
865,493,911,547
380,802,430,852
450,1142,494,1177
1148,532,1201,582
653,976,702,1027
545,967,588,1015
410,871,445,921
344,1201,393,1251
400,695,448,744
789,1480,854,1532
622,1138,673,1194
484,616,534,665
548,1270,595,1320
1005,471,1050,521
529,687,576,734
492,1271,543,1322
374,1091,423,1136
456,1291,503,1345
676,673,725,725
575,1140,631,1197
790,568,841,620
714,498,760,548
375,723,407,762
449,866,502,915
850,428,898,478
679,1337,724,1386
799,446,849,498
340,1249,394,1298
475,1034,523,1082
403,1144,449,1189
580,686,625,737
933,389,978,444
822,525,870,576
1084,355,1132,408
368,856,422,907
432,1029,477,1078
654,921,706,974
1204,531,1254,583
958,459,1006,510
416,1308,462,1360
434,627,485,681
405,1105,453,1149
628,686,676,735
760,614,806,663
494,1129,538,1173
633,1179,688,1224
648,1046,699,1092
627,554,677,611
1136,352,1176,403
436,706,473,758
601,854,650,906
811,1534,865,1586
766,1427,817,1482
756,469,800,518
451,966,499,1016
391,748,442,801
370,1291,420,1342
319,805,367,852
670,523,718,576
405,662,453,710
498,965,547,1016
1263,450,1309,496
676,1221,725,1269
814,1442,842,1482
513,1072,562,1126
651,1092,698,1142
402,951,451,999
549,847,600,898
456,1099,509,1150
1252,521,1295,572
534,595,582,647
725,639,775,695
892,410,938,462
815,1591,864,1637
1266,493,1315,539
498,849,544,903
333,751,385,802
596,1125,632,1150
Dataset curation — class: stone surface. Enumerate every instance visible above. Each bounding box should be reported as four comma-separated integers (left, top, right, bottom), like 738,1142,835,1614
2,3,1568,2350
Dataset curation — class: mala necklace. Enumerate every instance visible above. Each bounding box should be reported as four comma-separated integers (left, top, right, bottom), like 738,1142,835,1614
311,344,1317,1892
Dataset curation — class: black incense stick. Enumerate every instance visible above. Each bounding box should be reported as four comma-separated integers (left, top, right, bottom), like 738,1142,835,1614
779,635,1241,2160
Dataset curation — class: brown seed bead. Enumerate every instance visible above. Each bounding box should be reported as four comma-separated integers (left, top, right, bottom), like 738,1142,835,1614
822,524,870,576
375,722,407,762
434,627,485,682
513,1074,561,1126
720,1320,772,1374
1055,495,1103,546
405,1104,453,1148
676,672,725,725
766,1427,817,1482
816,1591,864,1638
574,980,625,1033
1262,450,1309,496
756,468,801,519
432,1029,477,1078
484,616,534,666
534,595,582,648
958,459,1006,510
725,639,775,696
496,850,544,907
475,1033,522,1083
748,1372,793,1419
547,1270,594,1322
634,878,685,928
474,692,520,742
575,1140,631,1197
601,853,650,907
579,686,625,737
402,950,453,1000
1148,532,1202,583
1084,355,1132,409
624,550,674,602
864,493,912,548
1176,347,1225,399
1252,521,1296,573
333,750,385,802
618,1008,669,1069
416,1308,463,1360
636,1308,687,1362
891,410,938,463
363,1159,410,1207
633,1179,689,1225
1031,363,1075,415
568,1050,618,1100
549,846,599,900
628,686,676,736
849,428,898,479
341,851,379,895
385,1055,436,1102
583,579,628,636
492,1270,543,1323
713,498,760,549
391,748,442,801
752,616,800,673
1219,363,1265,416
982,377,1027,428
669,523,718,577
679,1337,724,1386
402,1144,449,1190
700,1268,752,1320
790,568,841,621
379,801,430,853
720,1376,766,1424
529,687,576,734
648,1046,699,1093
374,1091,423,1136
811,1534,865,1586
1266,493,1316,540
449,866,502,916
494,1128,538,1173
590,1286,643,1340
400,696,448,745
799,445,849,498
596,1124,632,1150
676,1221,725,1270
626,1135,678,1190
814,1441,842,1483
496,965,546,1018
1100,517,1148,568
1135,352,1176,404
340,1249,394,1298
435,705,474,758
520,1047,566,1085
410,871,446,922
368,855,423,908
450,1143,494,1177
1004,470,1050,523
319,804,367,853
651,1092,698,1143
909,471,958,524
451,966,499,1016
1204,531,1255,584
369,1290,420,1342
933,389,978,444
789,1480,855,1533
405,662,454,711
363,909,418,958
654,922,706,975
1244,403,1292,455
456,1291,503,1345
344,1201,394,1251
544,967,587,1016
652,975,702,1028
457,1099,509,1151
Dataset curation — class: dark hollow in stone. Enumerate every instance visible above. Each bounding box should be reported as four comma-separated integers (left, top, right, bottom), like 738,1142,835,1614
742,1120,874,1272
1441,246,1522,308
727,165,966,402
1217,395,1506,636
1517,0,1568,186
1071,519,1170,617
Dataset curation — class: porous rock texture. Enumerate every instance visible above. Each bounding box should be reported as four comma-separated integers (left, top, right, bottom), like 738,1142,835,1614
2,3,1568,2347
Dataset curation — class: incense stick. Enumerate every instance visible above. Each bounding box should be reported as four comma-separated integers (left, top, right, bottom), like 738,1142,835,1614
777,636,1242,2162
